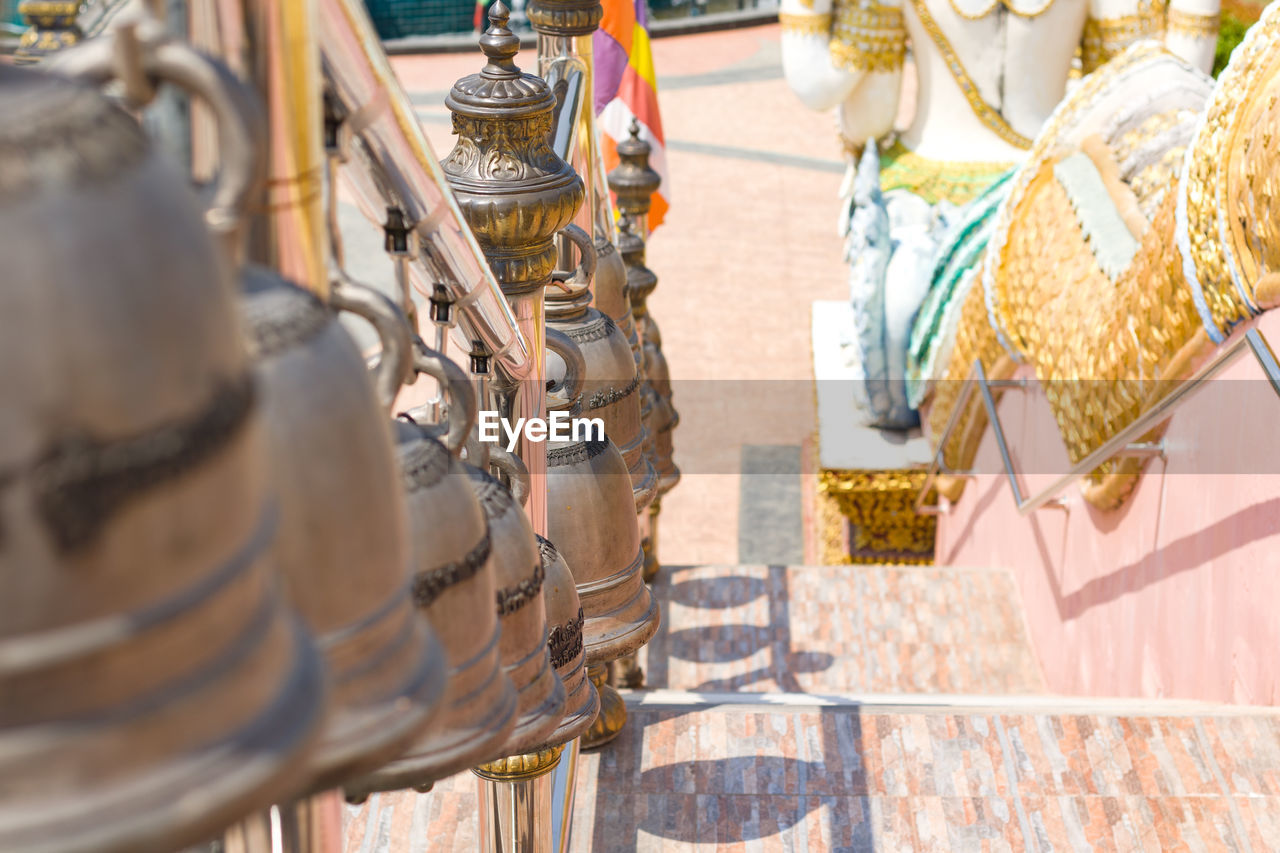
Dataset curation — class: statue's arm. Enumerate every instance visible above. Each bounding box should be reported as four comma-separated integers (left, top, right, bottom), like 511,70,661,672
1163,0,1220,74
1082,0,1161,73
781,0,904,136
1083,0,1219,76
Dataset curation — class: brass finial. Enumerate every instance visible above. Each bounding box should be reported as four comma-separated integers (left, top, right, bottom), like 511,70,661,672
607,119,661,221
478,1,520,78
442,10,584,295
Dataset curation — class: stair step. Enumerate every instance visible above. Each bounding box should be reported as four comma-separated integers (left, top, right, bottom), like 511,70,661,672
344,698,1280,851
638,564,1046,696
623,688,1280,718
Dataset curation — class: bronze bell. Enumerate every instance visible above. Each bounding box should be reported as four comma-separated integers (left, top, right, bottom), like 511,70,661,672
544,394,659,664
548,225,657,514
241,267,447,793
345,382,517,799
534,536,600,747
617,220,680,495
646,321,681,494
609,122,679,497
590,227,646,397
0,66,325,852
469,464,568,755
590,161,652,493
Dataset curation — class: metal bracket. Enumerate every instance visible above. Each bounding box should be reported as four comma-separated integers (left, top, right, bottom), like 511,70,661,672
913,365,1029,514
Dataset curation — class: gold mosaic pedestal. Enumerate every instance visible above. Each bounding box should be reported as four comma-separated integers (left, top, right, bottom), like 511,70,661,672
15,1,82,64
819,469,936,565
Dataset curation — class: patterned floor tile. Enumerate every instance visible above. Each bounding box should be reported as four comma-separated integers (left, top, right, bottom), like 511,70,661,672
637,565,1045,696
345,706,1280,851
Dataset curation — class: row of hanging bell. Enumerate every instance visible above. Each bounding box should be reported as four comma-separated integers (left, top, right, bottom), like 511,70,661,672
0,59,340,853
606,121,679,501
0,26,467,850
434,2,659,677
547,226,657,517
211,2,450,800
543,282,660,667
617,219,680,499
346,335,600,799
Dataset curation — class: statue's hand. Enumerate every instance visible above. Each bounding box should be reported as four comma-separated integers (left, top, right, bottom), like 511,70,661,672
839,142,885,238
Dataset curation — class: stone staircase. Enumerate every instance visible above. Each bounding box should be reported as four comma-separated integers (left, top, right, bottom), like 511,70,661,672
342,565,1280,851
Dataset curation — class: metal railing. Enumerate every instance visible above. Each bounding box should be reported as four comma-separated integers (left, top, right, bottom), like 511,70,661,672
319,0,532,384
915,327,1280,515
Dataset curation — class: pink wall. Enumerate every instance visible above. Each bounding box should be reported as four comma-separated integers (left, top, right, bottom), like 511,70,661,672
936,312,1280,706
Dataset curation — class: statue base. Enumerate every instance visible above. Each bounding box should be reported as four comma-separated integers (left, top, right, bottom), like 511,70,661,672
811,300,937,564
819,468,935,564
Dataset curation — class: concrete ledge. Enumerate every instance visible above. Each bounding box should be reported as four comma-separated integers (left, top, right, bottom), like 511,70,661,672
621,688,1280,717
811,300,932,471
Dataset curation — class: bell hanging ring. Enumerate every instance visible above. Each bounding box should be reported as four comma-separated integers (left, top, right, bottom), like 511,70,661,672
548,224,658,513
241,267,448,794
0,61,325,853
345,352,517,800
401,337,477,455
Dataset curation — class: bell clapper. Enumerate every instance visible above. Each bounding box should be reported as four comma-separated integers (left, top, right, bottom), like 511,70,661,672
610,655,645,689
215,792,346,853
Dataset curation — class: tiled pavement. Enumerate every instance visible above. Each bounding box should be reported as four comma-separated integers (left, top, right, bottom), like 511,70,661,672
635,565,1045,696
341,561,1280,851
345,699,1280,851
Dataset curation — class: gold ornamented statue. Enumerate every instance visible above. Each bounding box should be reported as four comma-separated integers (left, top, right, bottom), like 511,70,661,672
785,0,1220,550
927,5,1280,512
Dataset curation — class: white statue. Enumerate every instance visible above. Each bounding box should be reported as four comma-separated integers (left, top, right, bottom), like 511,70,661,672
784,0,1220,427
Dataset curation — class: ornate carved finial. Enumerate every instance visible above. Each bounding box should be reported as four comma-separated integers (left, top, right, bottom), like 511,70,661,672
607,120,661,221
527,0,603,37
479,1,520,77
442,17,584,295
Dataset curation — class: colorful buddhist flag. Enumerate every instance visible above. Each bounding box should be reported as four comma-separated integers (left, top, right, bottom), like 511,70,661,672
593,0,670,229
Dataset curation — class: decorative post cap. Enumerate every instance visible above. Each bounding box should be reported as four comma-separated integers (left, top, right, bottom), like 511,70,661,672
607,119,661,219
527,0,603,38
442,2,584,296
